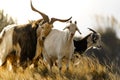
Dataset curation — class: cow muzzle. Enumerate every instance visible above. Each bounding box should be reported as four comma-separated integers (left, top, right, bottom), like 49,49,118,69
42,37,46,40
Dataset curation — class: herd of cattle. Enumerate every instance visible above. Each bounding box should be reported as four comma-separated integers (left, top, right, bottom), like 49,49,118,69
0,1,102,73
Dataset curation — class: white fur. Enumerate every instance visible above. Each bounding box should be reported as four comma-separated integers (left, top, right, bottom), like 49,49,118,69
43,22,79,72
0,25,16,66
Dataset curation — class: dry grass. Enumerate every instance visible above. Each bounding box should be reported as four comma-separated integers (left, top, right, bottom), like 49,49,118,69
0,55,119,80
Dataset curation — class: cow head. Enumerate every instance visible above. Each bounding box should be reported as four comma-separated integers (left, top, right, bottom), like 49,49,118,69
87,28,102,49
30,1,72,40
63,21,81,38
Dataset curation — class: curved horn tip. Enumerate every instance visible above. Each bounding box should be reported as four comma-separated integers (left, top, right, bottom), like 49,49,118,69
88,27,91,30
69,16,72,19
65,16,72,21
88,27,96,33
30,0,49,22
50,16,72,24
30,0,34,9
68,16,72,21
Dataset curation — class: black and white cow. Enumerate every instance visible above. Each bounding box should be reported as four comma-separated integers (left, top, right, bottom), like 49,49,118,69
74,28,102,55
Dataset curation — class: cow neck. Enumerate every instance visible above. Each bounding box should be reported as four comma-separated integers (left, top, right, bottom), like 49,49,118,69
65,30,73,47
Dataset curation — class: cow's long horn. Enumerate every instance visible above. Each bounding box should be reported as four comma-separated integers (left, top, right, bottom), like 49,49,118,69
88,28,97,33
30,1,49,22
50,17,72,24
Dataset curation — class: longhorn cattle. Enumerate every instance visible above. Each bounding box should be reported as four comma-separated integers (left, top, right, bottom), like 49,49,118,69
43,21,81,73
74,28,102,55
0,1,72,69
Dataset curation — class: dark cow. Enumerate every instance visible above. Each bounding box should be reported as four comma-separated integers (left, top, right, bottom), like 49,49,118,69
74,28,102,55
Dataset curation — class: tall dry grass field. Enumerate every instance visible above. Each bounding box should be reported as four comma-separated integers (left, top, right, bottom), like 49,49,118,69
0,55,119,80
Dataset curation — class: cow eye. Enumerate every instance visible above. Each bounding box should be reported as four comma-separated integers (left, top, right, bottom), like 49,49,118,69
94,36,99,41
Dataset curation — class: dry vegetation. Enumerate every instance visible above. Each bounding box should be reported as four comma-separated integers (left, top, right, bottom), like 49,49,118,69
0,10,15,31
0,54,119,80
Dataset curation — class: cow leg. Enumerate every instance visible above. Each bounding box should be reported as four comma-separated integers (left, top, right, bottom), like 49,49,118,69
58,57,62,74
41,48,53,72
66,58,70,71
6,52,15,71
34,39,43,61
49,59,53,72
66,51,73,71
13,43,21,67
44,56,53,72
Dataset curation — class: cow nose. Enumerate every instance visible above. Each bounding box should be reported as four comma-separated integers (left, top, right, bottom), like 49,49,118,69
42,37,46,40
71,33,74,37
98,45,102,49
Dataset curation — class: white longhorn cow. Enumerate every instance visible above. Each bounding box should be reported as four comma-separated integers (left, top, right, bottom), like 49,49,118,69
43,21,81,73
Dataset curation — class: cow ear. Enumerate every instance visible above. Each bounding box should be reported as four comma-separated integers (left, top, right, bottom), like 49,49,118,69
70,20,72,23
91,33,97,43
